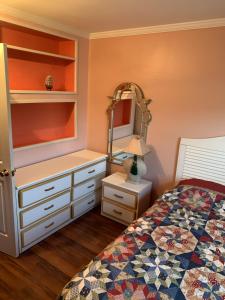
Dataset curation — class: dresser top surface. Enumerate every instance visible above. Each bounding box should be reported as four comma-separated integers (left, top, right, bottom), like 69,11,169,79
15,149,107,189
102,172,152,193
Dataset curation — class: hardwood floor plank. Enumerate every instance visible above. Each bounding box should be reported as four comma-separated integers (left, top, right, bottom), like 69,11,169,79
0,207,125,300
16,251,69,297
0,262,52,300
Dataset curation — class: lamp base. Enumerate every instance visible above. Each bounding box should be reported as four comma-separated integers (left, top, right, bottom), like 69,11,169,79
123,156,147,183
126,173,142,183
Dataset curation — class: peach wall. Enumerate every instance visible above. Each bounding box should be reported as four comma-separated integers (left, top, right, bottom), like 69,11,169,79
87,27,225,196
14,37,89,167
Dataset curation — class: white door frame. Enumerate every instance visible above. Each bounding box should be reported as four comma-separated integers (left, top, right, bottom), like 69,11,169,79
0,43,19,257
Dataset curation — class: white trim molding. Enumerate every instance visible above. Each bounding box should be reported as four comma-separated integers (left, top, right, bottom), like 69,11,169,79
1,4,225,40
0,3,89,39
90,18,225,39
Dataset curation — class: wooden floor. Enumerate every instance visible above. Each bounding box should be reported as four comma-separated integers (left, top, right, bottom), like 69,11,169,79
0,207,125,300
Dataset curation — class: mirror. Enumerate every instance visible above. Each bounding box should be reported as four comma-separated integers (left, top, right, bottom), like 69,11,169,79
107,82,152,165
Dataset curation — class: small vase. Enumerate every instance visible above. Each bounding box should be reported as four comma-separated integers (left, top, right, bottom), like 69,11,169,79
45,75,53,91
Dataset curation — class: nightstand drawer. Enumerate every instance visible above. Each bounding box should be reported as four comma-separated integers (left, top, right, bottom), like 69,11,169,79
102,201,135,224
114,152,133,161
20,190,71,228
103,185,136,208
73,161,106,185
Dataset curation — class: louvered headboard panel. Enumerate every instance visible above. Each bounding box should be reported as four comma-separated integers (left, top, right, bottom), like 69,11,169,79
175,136,225,185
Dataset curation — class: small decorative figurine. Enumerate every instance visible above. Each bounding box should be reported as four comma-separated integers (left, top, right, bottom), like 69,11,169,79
45,75,53,91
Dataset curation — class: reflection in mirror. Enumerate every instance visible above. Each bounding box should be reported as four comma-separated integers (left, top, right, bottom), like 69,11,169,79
107,82,152,166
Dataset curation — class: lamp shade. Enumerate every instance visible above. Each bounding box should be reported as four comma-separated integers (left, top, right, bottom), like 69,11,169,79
124,136,150,156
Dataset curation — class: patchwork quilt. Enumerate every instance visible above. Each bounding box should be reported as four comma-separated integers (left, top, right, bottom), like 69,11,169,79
60,180,225,300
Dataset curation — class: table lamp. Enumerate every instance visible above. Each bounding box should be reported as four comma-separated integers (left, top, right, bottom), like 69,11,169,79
123,136,150,183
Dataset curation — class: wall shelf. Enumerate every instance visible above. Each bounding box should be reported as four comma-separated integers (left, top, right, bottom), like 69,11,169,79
0,21,78,152
10,90,77,103
7,45,75,62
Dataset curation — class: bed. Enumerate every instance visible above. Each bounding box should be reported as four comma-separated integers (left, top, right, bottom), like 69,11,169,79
60,137,225,300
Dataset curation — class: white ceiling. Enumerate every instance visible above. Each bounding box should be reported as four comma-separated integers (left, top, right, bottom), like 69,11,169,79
0,0,225,35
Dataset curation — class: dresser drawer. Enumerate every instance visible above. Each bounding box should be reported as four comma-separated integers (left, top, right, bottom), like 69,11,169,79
72,191,101,219
21,208,71,248
73,160,106,185
103,185,136,208
115,152,133,161
19,174,72,208
73,174,104,201
102,201,135,224
20,190,71,228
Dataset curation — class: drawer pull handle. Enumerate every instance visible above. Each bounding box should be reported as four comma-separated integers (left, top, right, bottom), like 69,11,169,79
88,199,95,205
45,221,54,229
113,209,122,215
88,169,95,174
87,184,95,189
44,186,55,192
44,204,54,211
114,194,124,199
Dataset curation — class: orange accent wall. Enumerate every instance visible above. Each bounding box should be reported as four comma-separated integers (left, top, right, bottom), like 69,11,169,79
0,21,75,91
11,103,75,148
8,56,74,91
0,22,75,57
87,27,225,196
64,61,76,92
114,99,132,127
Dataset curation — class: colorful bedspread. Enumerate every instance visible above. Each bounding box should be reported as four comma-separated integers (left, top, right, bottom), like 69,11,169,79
60,180,225,300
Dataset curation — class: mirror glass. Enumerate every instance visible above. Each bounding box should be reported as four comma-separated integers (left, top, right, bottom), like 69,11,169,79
107,82,152,165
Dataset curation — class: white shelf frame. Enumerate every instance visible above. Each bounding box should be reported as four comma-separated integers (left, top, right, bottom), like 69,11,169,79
0,25,79,163
10,90,77,104
7,44,75,62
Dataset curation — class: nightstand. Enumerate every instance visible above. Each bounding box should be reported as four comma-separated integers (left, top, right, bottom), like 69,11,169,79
101,172,152,225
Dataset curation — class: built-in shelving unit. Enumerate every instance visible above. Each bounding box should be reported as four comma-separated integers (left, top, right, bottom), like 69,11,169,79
0,20,78,148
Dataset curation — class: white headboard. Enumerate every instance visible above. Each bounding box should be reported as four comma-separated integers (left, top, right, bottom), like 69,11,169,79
175,136,225,185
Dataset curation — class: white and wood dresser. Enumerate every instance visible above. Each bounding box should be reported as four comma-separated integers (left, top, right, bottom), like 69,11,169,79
15,150,106,253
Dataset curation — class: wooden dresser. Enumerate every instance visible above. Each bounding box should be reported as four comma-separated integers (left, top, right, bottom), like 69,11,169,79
15,150,106,253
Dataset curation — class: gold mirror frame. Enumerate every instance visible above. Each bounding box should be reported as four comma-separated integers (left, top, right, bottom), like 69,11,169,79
107,82,152,164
